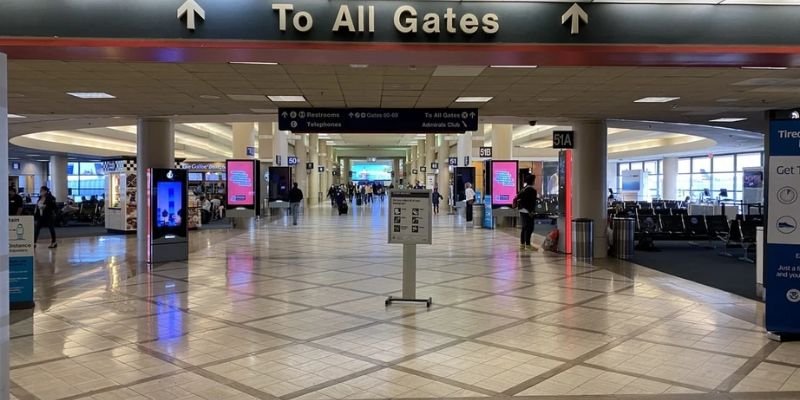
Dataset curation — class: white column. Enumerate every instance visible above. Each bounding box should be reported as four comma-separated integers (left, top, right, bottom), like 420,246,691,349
309,134,320,205
295,134,308,199
272,123,289,166
662,157,679,200
49,155,68,201
607,161,618,196
232,122,256,159
136,117,175,261
426,134,436,171
437,134,451,209
319,142,329,193
0,52,10,397
457,131,474,166
493,124,513,160
258,122,273,162
572,120,609,257
392,158,400,187
342,157,351,184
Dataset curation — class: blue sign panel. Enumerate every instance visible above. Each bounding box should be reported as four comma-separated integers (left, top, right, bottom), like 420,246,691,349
246,146,256,156
766,118,800,334
279,108,478,133
287,156,298,166
9,216,35,309
483,195,494,229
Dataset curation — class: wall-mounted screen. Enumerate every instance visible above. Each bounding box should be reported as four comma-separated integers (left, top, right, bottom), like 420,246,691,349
156,181,183,228
351,162,392,182
491,160,519,207
743,169,764,188
226,160,256,208
187,172,204,181
268,167,292,202
454,167,475,202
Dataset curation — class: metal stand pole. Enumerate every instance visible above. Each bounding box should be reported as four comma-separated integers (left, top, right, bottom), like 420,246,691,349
386,243,432,307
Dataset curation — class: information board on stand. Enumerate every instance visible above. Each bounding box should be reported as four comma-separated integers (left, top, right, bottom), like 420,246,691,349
387,189,433,307
765,116,800,338
9,216,35,309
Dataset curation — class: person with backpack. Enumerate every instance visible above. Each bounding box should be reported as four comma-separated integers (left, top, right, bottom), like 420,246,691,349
34,186,58,248
288,183,304,226
514,175,538,251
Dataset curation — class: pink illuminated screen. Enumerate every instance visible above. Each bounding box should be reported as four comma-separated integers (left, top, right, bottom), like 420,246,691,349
226,161,255,207
491,161,518,206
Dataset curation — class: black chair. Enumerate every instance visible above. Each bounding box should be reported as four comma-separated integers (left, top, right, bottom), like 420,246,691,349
745,214,764,226
654,208,671,216
637,215,661,233
660,215,686,238
638,201,653,210
686,215,709,241
706,215,730,249
739,220,758,263
719,219,743,257
672,208,688,216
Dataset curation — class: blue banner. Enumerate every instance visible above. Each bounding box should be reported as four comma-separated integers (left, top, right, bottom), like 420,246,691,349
766,119,800,333
483,195,494,229
8,216,35,308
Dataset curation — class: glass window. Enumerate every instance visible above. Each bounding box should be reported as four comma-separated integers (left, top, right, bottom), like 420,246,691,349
713,155,735,172
677,174,691,194
647,175,659,197
678,158,691,174
692,173,711,194
618,163,630,172
712,173,735,196
644,161,658,174
692,157,711,174
737,153,762,171
630,162,644,171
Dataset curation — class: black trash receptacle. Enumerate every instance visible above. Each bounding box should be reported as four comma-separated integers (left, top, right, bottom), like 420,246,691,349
613,217,635,259
572,218,594,260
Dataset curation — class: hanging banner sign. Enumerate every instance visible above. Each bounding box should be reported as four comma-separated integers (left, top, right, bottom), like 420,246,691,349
8,216,34,309
766,114,800,336
279,108,478,133
2,2,800,46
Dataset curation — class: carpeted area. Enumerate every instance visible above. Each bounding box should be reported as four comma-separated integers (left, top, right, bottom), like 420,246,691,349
631,240,760,301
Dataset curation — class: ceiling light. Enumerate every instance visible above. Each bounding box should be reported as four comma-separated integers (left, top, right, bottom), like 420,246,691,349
228,94,267,101
710,117,748,123
350,64,369,68
28,154,41,157
490,65,538,69
8,114,25,119
455,96,493,103
250,108,278,113
741,66,788,70
268,95,306,102
229,61,278,65
199,95,220,100
634,97,680,103
67,92,115,99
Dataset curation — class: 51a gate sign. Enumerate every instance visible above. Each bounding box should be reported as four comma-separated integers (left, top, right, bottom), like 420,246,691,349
553,131,575,149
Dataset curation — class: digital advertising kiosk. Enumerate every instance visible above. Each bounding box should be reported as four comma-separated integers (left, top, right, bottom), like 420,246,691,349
146,168,189,264
226,159,261,220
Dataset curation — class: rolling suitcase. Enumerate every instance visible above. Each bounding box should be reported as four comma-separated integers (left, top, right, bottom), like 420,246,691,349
339,203,348,215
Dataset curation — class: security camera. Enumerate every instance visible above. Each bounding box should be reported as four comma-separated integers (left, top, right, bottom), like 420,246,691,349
529,120,537,126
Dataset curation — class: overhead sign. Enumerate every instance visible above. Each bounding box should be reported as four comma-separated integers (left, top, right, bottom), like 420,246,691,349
318,166,325,172
420,166,427,173
765,115,800,335
479,147,493,158
431,162,439,170
448,157,458,167
306,162,315,170
8,216,34,309
246,146,256,157
464,156,471,166
279,108,478,133
3,2,800,46
553,131,575,149
389,190,432,245
275,155,282,166
287,156,298,166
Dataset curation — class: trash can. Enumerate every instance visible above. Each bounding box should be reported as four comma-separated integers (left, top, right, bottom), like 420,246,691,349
613,218,635,260
473,204,485,228
572,218,594,260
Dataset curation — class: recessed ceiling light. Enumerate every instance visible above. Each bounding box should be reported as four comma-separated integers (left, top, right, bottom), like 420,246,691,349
710,117,748,123
199,95,220,100
28,154,41,157
267,95,306,102
250,108,278,113
227,94,268,102
716,98,740,103
229,61,278,65
67,92,115,99
8,114,25,119
634,97,680,103
455,96,493,103
349,64,369,68
537,98,560,102
489,65,538,69
741,66,788,70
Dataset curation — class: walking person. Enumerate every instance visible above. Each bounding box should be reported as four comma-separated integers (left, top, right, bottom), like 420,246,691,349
288,182,304,226
34,186,58,248
465,182,475,222
8,187,23,216
432,187,444,215
515,175,538,251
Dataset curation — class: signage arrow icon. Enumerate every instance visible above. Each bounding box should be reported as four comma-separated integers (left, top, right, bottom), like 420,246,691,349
281,111,288,118
562,3,588,35
177,0,205,31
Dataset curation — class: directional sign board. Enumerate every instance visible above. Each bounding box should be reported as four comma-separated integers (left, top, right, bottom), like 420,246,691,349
766,114,800,335
479,147,493,158
431,162,439,170
306,162,315,170
448,157,458,167
553,131,575,149
279,108,478,133
287,156,298,166
389,190,432,245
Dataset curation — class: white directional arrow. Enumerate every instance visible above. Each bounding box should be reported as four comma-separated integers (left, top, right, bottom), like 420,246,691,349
561,3,588,35
177,0,205,31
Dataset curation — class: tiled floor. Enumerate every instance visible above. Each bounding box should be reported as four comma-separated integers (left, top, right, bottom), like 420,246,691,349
9,203,798,399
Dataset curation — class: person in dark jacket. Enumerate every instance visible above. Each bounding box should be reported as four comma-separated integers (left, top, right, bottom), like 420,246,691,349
514,175,538,251
288,183,304,226
34,186,58,248
432,187,444,215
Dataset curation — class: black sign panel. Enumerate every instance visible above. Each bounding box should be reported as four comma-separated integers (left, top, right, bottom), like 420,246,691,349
288,156,298,166
306,162,315,170
431,162,439,170
420,166,427,173
479,147,493,158
553,131,575,149
318,166,325,172
448,157,458,167
279,108,478,133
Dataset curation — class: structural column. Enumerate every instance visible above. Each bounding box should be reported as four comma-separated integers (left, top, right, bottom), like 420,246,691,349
232,122,256,159
662,157,679,201
258,122,273,163
426,133,436,171
294,134,308,200
319,142,329,194
457,130,474,166
0,52,10,397
136,117,175,261
272,124,289,165
572,120,608,257
342,157,351,184
493,124,513,160
309,134,320,205
437,134,451,209
49,155,68,201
